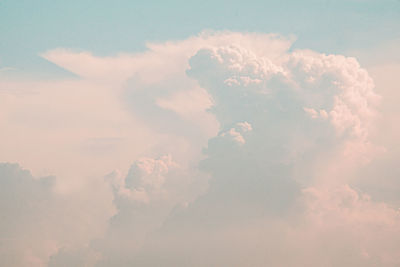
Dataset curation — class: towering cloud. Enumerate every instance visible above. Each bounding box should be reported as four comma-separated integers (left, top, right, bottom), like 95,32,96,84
1,31,399,266
121,32,395,267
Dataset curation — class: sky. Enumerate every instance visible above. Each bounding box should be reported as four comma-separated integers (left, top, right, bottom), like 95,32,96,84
1,1,400,266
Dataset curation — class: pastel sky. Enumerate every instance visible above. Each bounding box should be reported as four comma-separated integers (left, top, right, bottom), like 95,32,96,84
1,1,400,266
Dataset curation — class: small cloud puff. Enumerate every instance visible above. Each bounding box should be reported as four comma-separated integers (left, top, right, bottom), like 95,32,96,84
303,107,329,119
110,155,178,203
220,121,253,145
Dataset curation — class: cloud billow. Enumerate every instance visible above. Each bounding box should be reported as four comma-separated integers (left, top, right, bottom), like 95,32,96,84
1,31,399,267
118,33,394,266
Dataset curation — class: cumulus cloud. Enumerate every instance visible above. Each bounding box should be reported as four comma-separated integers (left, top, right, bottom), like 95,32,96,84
0,163,114,267
111,155,179,203
79,154,207,267
219,121,252,145
1,31,399,266
126,32,395,266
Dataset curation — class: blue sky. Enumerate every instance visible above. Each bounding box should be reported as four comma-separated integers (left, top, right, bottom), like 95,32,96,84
1,0,399,77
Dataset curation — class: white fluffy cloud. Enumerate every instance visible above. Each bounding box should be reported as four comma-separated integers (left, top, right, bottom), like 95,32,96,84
1,31,399,266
